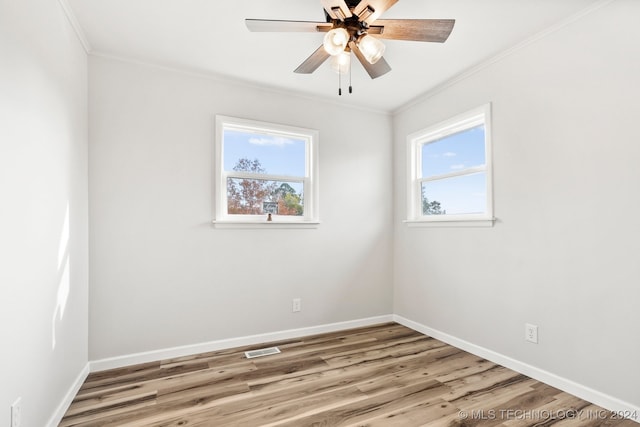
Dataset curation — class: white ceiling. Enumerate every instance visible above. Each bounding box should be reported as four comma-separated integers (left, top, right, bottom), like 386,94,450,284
66,0,602,113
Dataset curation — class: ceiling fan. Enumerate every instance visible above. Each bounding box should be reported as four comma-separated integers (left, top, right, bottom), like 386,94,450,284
246,0,455,91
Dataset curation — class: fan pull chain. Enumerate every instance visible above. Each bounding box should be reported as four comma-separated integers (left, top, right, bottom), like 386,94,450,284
349,52,353,94
338,69,342,96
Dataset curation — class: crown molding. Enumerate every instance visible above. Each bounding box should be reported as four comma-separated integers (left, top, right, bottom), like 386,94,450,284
57,0,92,53
89,51,391,117
393,0,616,116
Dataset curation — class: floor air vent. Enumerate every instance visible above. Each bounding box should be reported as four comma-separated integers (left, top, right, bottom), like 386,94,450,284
244,346,281,359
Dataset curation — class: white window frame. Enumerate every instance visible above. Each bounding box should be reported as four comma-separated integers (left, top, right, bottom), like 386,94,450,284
213,115,319,228
405,104,494,227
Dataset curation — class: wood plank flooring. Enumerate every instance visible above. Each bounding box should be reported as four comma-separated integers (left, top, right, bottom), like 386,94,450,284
60,323,638,426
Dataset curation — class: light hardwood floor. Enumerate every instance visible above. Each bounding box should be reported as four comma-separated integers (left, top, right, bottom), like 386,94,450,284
60,323,637,426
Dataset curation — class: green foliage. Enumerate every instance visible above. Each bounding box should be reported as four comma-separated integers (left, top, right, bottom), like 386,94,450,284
279,192,304,216
274,182,297,197
423,199,443,215
421,187,444,215
227,158,277,214
227,158,303,216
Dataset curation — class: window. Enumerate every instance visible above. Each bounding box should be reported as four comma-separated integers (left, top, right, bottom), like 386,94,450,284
214,115,319,226
406,104,493,226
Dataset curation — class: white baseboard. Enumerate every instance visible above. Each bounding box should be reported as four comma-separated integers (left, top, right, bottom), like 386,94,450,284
90,315,394,372
393,315,640,424
46,362,90,427
56,315,638,425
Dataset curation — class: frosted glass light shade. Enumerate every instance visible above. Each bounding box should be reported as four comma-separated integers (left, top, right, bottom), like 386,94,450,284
323,28,349,56
330,51,351,74
358,34,385,64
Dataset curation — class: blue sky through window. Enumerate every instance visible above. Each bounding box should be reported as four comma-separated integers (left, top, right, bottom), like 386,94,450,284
422,173,487,215
421,125,485,178
420,125,487,215
223,129,306,177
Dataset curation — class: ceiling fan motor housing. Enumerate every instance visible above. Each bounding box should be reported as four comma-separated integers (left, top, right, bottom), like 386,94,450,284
325,0,374,24
331,17,370,46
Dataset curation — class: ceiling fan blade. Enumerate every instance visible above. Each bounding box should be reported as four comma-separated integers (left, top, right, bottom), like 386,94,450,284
353,0,398,24
349,41,391,79
294,45,331,74
321,0,353,20
246,19,333,32
370,19,455,42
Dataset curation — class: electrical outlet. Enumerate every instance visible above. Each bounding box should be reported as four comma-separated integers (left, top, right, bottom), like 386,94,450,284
525,323,538,344
292,298,301,313
11,397,22,427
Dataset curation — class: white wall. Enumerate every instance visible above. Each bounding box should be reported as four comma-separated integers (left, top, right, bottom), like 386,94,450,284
88,55,393,360
393,0,640,409
0,0,88,425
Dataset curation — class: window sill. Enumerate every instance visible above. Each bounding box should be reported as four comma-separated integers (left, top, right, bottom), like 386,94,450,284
212,220,320,229
404,218,495,228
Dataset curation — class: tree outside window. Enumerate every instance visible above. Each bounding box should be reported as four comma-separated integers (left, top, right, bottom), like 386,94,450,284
214,115,318,225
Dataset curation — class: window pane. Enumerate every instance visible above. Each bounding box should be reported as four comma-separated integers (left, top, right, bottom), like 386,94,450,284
421,172,487,215
223,129,306,177
421,125,485,178
227,178,304,216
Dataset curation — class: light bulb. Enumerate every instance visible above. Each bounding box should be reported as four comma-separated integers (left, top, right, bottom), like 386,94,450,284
330,51,351,74
358,34,385,64
323,28,349,56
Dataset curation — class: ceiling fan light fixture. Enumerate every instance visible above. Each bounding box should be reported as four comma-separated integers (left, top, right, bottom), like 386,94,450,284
323,28,349,56
358,34,385,64
330,51,351,74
